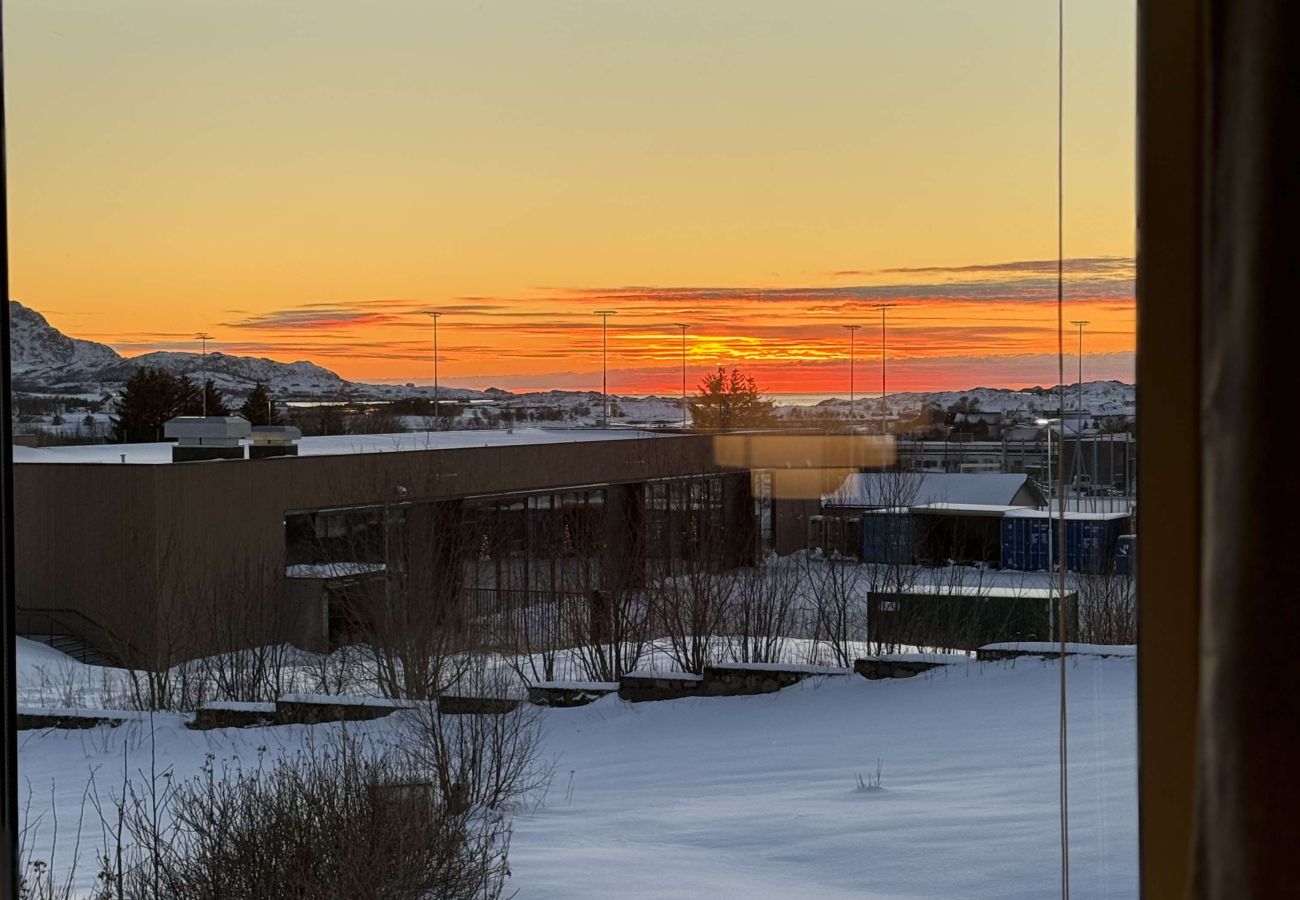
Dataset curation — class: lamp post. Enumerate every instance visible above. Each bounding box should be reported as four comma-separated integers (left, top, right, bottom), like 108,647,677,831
842,324,861,424
872,304,897,434
673,323,690,429
426,312,443,425
594,310,617,427
1070,319,1089,502
1036,417,1057,575
1036,418,1056,507
195,332,213,417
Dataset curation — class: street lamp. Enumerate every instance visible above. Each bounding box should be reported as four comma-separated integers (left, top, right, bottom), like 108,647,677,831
1036,416,1058,576
426,312,443,426
1036,418,1057,506
594,310,617,427
872,304,897,435
672,323,690,429
842,324,861,424
1070,319,1090,502
195,332,213,417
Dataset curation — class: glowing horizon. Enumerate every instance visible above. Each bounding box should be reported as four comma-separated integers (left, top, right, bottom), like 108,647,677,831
7,1,1136,395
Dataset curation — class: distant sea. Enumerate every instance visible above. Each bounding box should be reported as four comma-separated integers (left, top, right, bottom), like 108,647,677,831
767,393,850,407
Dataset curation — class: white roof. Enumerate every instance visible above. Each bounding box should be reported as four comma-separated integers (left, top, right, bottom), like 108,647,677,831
910,503,1027,516
824,472,1036,508
1004,508,1131,521
13,427,665,465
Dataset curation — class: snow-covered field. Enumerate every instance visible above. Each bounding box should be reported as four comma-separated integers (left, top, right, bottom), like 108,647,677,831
17,638,1136,899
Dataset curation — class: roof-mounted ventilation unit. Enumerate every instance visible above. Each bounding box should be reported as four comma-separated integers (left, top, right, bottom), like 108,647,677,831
163,416,251,462
249,425,302,459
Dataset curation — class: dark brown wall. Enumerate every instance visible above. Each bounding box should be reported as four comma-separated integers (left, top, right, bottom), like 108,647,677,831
14,464,160,659
15,434,736,661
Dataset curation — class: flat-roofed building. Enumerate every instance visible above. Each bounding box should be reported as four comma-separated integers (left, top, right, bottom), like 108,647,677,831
13,429,765,664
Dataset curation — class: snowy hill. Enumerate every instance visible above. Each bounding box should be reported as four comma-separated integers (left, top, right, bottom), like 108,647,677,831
892,381,1136,416
783,381,1137,422
8,301,124,388
8,300,365,397
94,350,349,396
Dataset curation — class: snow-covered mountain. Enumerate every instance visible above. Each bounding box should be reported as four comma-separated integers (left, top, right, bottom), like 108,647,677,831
9,301,358,397
94,351,349,397
8,301,124,387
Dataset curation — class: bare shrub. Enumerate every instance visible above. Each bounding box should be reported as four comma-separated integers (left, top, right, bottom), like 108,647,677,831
98,729,520,900
317,496,479,700
399,694,553,815
650,476,740,674
199,567,297,704
18,783,89,900
657,566,735,675
342,405,407,435
804,557,867,667
555,485,654,682
113,539,283,712
121,658,211,715
855,759,884,793
724,564,799,664
305,644,366,696
1075,568,1136,644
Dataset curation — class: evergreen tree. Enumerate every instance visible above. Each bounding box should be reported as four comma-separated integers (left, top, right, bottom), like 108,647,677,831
111,368,194,442
688,366,775,431
239,382,278,426
180,378,231,417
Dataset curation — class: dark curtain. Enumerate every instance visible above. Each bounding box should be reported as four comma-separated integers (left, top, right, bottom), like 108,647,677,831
1197,1,1300,895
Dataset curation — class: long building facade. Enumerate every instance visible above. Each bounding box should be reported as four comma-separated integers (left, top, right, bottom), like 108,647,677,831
15,432,777,665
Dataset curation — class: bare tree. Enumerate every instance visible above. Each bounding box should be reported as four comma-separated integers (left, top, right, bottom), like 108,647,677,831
399,688,552,815
192,554,299,704
556,484,655,682
853,470,925,654
368,499,479,700
805,555,867,667
1074,567,1136,644
293,484,478,701
112,532,209,712
650,475,743,674
724,563,799,664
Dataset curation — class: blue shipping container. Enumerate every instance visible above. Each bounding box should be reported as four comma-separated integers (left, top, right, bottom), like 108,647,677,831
861,513,915,565
1115,534,1136,576
1000,516,1053,571
1001,513,1132,573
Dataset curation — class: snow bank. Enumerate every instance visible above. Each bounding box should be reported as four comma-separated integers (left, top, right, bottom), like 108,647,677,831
198,701,276,713
980,642,1137,657
528,681,620,692
278,693,418,708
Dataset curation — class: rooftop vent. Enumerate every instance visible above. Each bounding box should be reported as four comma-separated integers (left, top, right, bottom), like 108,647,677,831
249,425,302,459
164,416,251,462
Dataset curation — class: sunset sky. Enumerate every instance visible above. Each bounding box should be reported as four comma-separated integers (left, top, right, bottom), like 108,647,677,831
6,0,1135,395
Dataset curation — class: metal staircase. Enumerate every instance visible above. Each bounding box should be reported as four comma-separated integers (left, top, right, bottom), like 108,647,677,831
16,607,133,667
18,631,115,667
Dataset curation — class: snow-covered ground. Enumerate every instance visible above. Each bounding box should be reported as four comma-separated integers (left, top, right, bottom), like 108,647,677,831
16,638,1137,898
511,659,1136,900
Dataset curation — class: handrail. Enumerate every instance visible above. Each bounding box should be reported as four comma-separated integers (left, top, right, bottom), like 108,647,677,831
15,606,136,666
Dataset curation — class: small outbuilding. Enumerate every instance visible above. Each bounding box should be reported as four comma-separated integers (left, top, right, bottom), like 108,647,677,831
868,585,1078,652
